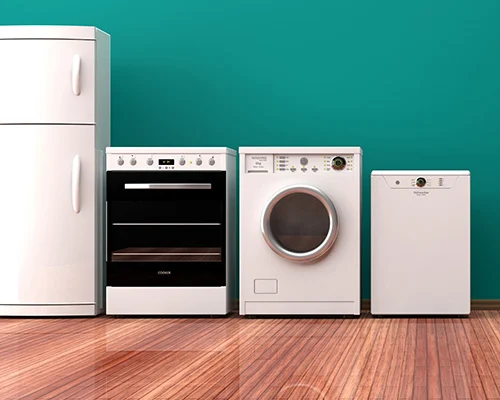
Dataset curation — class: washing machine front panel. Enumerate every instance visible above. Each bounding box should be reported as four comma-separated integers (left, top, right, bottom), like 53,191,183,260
239,148,362,315
261,185,339,262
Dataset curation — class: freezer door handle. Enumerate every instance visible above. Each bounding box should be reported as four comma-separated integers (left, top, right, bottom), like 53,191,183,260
124,183,212,190
72,54,81,96
72,155,81,213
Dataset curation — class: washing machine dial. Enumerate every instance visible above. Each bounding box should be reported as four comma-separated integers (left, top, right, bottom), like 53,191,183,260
331,156,346,171
300,157,308,166
130,157,137,166
146,158,154,166
179,158,186,166
117,157,124,166
196,158,203,166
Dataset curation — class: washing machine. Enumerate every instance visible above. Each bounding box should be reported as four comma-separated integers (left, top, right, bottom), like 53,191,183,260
371,171,470,315
239,147,362,316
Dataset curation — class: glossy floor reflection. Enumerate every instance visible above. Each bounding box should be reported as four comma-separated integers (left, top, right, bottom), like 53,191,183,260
0,312,498,399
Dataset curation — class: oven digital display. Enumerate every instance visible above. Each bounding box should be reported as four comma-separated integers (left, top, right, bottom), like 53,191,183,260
159,159,175,165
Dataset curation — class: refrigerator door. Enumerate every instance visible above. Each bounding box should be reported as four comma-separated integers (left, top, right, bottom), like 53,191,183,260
0,125,96,304
0,40,95,124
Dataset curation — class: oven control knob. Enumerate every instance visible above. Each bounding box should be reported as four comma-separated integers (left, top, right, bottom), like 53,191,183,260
117,157,124,166
179,158,186,166
196,158,203,166
130,157,137,166
146,158,153,166
209,158,215,166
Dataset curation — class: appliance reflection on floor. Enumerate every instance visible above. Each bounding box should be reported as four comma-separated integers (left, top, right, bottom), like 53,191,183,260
0,312,495,399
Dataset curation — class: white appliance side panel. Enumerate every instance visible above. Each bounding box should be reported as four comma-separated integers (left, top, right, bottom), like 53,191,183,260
95,149,105,313
95,30,110,151
0,125,96,305
371,175,470,315
226,154,237,311
0,40,95,124
106,287,229,315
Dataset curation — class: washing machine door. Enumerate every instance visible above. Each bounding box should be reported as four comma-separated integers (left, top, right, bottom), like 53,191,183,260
261,185,339,263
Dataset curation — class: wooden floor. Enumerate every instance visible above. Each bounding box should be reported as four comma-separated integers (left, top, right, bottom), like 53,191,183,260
1,312,500,399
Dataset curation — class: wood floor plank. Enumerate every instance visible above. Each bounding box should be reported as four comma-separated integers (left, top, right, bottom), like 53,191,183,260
225,320,327,400
0,312,499,399
65,320,235,399
453,318,488,398
367,319,400,399
463,313,500,398
398,318,417,399
426,319,442,399
165,319,297,399
323,316,377,398
14,318,195,399
481,310,500,394
353,318,391,399
383,318,408,399
280,317,364,399
435,319,457,398
136,319,300,399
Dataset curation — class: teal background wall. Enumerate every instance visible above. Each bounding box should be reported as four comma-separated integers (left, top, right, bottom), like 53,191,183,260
2,0,499,299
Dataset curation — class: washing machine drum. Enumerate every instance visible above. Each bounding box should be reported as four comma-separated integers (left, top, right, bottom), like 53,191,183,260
261,185,339,263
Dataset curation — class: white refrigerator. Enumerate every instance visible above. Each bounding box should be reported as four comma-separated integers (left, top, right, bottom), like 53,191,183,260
0,26,110,316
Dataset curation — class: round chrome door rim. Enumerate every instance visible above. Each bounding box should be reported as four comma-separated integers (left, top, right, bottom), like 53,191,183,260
261,184,339,263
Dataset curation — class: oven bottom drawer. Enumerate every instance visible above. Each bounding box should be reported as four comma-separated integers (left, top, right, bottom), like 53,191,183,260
106,286,230,315
107,262,226,286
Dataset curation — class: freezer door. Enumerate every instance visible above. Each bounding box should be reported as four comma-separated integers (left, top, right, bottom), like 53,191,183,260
0,125,96,304
0,40,95,124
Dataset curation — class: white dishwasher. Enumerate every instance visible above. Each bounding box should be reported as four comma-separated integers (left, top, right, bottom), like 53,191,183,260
371,171,470,316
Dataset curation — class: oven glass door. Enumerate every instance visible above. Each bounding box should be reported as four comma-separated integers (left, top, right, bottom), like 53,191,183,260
106,171,226,287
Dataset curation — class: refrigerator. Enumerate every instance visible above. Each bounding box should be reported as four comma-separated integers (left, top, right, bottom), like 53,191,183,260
0,26,110,316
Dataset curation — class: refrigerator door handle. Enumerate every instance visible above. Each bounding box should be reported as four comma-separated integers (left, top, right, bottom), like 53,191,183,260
72,155,81,213
72,55,81,96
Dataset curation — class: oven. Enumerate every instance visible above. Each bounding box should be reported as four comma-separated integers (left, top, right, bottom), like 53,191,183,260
106,170,227,288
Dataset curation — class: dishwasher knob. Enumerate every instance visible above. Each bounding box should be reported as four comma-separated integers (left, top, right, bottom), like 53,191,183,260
209,158,215,166
179,158,186,166
130,157,137,166
196,158,202,166
117,157,124,166
146,158,154,166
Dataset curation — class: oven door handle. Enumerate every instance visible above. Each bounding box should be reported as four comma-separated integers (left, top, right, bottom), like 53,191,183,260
124,183,212,190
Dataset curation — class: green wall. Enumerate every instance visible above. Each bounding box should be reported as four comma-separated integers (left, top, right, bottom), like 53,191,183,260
2,1,500,299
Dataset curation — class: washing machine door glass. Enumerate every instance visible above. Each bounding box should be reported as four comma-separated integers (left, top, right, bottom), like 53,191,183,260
261,185,339,262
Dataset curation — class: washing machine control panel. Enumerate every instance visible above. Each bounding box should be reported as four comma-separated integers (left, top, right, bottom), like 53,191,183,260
277,154,355,173
245,154,356,173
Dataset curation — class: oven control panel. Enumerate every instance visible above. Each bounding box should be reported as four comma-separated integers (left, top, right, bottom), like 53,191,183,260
107,153,224,171
245,154,355,173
